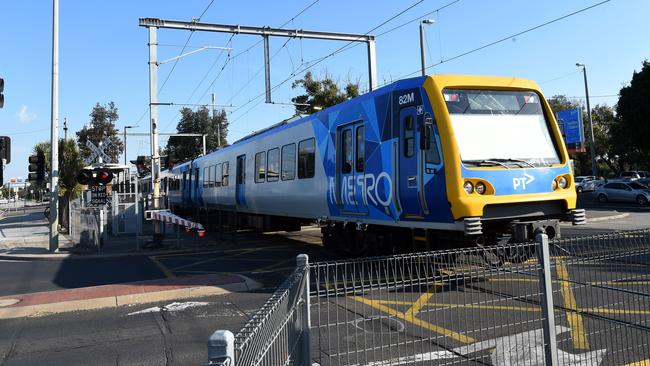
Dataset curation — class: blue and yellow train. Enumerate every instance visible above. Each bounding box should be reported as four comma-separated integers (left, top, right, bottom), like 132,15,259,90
162,74,585,254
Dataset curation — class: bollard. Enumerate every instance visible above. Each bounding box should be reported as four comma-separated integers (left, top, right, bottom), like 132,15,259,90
207,330,234,366
296,254,311,366
536,233,559,366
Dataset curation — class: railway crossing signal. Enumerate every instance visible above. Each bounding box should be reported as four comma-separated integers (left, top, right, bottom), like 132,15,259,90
0,136,10,164
28,151,46,182
76,168,114,186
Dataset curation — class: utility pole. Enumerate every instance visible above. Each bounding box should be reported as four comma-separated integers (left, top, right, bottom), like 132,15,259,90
147,25,162,244
576,63,598,177
49,0,59,252
212,93,219,147
419,20,435,76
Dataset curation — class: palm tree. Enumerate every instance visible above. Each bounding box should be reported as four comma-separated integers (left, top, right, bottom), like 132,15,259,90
58,138,84,231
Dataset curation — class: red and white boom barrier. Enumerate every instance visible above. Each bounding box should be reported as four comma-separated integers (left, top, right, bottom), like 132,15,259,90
150,210,206,237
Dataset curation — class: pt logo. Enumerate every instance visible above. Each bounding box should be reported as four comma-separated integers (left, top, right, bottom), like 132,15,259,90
513,173,535,190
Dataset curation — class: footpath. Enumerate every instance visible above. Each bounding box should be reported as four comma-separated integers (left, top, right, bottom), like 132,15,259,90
0,201,261,319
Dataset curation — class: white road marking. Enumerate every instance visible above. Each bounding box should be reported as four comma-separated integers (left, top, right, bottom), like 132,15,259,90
352,326,607,366
127,301,210,316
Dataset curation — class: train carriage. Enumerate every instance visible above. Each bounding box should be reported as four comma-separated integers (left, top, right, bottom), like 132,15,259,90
167,74,584,254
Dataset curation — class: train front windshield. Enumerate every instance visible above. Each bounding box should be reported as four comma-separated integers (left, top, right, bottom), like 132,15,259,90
444,89,561,168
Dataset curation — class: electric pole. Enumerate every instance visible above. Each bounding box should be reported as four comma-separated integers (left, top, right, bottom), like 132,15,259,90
49,0,60,252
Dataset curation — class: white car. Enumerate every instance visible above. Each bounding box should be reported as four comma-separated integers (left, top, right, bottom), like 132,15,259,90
575,176,596,193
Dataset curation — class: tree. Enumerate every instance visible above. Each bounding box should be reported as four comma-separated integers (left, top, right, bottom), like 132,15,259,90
30,139,84,231
614,60,650,170
291,71,360,115
76,102,124,163
165,106,229,163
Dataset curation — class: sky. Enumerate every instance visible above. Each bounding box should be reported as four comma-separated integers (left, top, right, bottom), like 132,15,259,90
0,0,648,180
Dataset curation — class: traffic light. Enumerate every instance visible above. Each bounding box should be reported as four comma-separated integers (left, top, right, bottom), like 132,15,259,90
28,151,46,182
76,168,114,186
0,136,11,164
0,78,4,109
0,159,4,188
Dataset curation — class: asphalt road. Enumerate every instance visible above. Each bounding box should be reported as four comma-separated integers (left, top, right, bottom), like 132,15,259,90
0,196,649,365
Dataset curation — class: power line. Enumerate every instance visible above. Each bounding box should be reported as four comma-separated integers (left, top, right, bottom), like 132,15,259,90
228,0,430,120
392,0,612,82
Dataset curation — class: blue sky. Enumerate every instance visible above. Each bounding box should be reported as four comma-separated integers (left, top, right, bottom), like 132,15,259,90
0,0,648,180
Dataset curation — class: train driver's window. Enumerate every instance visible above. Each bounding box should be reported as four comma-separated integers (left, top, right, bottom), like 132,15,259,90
281,143,296,180
356,125,365,172
255,152,266,183
425,125,441,164
222,162,229,186
267,148,279,182
404,115,415,158
298,138,315,179
342,129,353,174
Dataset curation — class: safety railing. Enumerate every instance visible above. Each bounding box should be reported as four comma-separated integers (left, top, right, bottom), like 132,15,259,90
208,229,650,366
207,254,311,366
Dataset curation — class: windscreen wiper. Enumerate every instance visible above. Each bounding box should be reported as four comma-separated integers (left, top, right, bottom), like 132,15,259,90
491,158,536,168
463,160,510,169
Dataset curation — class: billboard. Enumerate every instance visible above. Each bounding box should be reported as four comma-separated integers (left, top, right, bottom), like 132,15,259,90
556,108,585,153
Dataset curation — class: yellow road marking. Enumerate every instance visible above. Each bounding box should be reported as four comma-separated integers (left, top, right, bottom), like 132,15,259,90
625,359,650,366
405,287,436,316
590,281,650,285
372,299,542,313
580,308,650,316
487,278,539,283
556,257,590,350
350,296,476,344
149,256,176,279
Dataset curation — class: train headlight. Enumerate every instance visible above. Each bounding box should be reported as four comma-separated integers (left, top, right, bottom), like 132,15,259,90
475,182,486,195
558,176,568,189
464,181,474,194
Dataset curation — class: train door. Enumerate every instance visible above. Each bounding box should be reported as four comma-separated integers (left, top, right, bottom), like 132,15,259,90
182,171,190,204
398,107,424,218
336,122,368,214
236,155,246,207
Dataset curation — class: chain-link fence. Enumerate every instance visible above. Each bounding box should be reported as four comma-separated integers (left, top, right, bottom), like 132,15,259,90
208,229,650,366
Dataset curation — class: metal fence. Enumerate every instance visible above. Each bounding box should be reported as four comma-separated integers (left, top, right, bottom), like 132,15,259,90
208,254,311,366
68,200,103,251
209,229,650,366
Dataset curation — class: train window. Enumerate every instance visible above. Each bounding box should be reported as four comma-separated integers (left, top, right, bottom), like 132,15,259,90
298,138,315,179
215,164,222,187
281,143,296,180
203,167,208,188
425,125,441,164
267,148,279,182
356,125,365,172
404,115,415,158
222,162,229,186
255,152,266,183
342,129,353,174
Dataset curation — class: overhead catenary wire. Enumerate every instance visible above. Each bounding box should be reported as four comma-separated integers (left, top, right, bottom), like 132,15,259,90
390,0,612,83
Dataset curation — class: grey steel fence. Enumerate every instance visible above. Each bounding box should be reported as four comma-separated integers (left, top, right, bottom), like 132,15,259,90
208,254,311,366
209,229,650,366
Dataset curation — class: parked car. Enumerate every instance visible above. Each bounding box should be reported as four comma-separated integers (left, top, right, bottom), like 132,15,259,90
638,178,650,187
574,176,596,193
595,181,650,205
579,177,605,193
620,171,642,181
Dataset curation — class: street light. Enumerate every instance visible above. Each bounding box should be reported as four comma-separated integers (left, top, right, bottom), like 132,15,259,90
123,125,139,166
420,19,435,76
576,63,598,177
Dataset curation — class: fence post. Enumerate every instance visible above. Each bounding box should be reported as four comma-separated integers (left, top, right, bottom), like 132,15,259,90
536,233,559,366
297,254,311,366
207,330,235,365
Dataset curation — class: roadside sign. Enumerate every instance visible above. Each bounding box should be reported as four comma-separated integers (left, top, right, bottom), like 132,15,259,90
89,185,108,206
556,108,584,148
